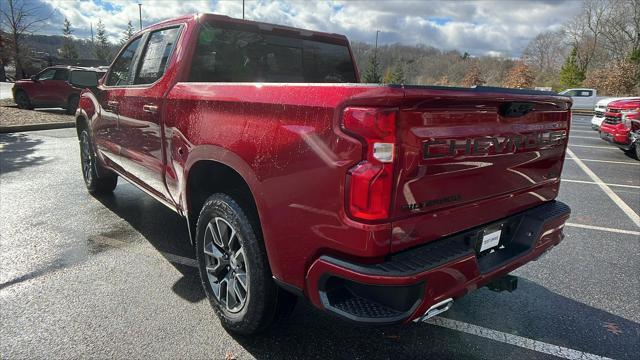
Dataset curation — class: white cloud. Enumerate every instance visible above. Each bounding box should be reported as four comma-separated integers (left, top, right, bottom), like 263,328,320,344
32,0,582,56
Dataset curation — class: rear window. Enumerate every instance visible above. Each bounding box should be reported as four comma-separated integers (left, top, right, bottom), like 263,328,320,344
188,23,356,83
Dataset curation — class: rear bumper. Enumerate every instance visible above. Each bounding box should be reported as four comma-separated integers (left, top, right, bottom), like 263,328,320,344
305,201,570,325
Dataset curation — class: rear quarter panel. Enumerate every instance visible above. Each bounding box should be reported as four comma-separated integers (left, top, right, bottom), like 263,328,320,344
165,83,404,289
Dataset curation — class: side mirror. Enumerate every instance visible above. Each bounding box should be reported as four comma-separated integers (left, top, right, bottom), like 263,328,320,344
30,75,38,81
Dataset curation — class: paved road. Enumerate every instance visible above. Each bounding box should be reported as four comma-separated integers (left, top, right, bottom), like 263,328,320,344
1,115,639,359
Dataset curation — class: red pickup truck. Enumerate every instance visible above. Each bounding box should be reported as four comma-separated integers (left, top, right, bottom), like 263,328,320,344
599,98,640,159
76,14,572,334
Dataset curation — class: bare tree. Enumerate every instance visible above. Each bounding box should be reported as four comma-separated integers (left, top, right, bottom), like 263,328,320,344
0,0,48,79
503,62,534,89
461,63,485,87
523,31,566,73
564,0,610,72
600,0,640,59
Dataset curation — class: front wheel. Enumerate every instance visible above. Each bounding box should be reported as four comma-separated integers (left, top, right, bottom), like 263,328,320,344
79,128,117,194
196,193,296,335
15,91,33,110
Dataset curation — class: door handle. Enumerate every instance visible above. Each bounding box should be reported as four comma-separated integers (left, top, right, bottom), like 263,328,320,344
143,104,158,113
106,100,119,111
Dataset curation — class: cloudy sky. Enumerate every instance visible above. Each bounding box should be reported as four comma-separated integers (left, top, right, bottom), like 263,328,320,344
22,0,583,57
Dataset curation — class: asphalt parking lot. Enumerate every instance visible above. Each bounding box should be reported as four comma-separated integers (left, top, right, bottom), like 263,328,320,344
1,115,638,359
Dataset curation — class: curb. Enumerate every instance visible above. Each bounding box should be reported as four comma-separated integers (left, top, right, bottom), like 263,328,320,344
571,110,594,115
0,121,76,133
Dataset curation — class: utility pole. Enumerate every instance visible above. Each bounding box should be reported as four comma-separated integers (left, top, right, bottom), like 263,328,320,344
138,3,142,30
90,23,94,44
242,0,245,19
374,30,380,58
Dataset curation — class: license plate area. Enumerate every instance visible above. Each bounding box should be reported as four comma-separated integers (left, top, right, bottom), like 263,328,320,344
475,224,506,255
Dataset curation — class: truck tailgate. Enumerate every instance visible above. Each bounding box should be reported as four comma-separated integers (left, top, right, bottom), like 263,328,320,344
391,88,571,252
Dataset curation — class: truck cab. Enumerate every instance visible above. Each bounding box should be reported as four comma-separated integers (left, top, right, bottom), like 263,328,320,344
559,88,597,110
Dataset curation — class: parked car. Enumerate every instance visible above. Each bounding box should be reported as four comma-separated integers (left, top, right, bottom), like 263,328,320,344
75,14,571,335
591,97,629,130
12,66,105,114
558,88,597,110
599,98,640,158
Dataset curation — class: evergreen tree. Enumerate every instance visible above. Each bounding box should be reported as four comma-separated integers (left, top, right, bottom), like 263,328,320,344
94,20,111,62
362,54,381,83
391,63,405,84
559,47,585,88
61,18,78,60
120,20,135,47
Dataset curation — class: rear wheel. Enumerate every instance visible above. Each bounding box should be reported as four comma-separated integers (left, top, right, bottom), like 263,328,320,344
635,142,640,161
15,90,33,110
79,128,117,194
196,193,296,335
66,95,79,115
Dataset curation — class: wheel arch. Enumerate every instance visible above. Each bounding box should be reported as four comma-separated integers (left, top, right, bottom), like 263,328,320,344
184,156,264,250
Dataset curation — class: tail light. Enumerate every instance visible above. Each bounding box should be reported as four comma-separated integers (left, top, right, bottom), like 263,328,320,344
343,107,397,221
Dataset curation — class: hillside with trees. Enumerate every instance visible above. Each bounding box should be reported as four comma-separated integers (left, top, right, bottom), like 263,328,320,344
1,0,638,95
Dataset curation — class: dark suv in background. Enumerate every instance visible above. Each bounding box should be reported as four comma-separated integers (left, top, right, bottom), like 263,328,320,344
12,66,106,114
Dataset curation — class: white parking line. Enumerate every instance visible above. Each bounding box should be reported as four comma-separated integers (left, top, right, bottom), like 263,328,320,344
569,135,600,140
569,144,618,150
567,148,640,228
160,252,198,267
565,223,640,236
160,250,616,359
427,317,613,360
562,179,640,189
570,130,597,133
566,158,640,166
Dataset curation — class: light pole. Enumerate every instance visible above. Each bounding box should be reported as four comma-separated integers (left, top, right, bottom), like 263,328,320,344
374,30,380,57
138,3,142,30
242,0,245,19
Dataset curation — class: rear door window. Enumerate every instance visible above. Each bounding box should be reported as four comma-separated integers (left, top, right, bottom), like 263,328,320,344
135,27,180,85
106,36,142,86
69,71,99,87
579,90,593,97
188,24,356,83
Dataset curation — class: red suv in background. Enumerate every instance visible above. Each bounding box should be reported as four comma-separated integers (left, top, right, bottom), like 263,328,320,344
599,98,640,159
12,66,106,115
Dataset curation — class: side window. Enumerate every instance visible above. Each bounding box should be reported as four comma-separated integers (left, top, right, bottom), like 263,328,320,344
69,71,99,87
579,90,593,97
106,37,142,86
53,69,69,80
564,90,578,96
36,69,56,81
135,27,180,85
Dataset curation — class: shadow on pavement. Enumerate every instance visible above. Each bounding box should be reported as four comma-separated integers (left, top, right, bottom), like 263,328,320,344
0,133,46,174
91,182,639,360
231,279,639,360
94,184,205,303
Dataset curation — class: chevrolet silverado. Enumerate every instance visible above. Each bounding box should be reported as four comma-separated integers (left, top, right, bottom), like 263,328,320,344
75,14,572,334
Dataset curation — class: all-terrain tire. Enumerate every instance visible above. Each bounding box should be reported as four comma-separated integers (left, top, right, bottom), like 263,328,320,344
196,193,296,335
78,127,117,194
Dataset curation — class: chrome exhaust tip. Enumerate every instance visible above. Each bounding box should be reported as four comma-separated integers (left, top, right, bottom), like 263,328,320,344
414,298,453,322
